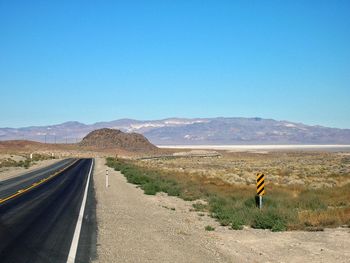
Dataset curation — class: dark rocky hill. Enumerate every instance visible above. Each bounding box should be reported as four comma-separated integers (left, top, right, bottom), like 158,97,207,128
1,118,350,145
79,128,158,152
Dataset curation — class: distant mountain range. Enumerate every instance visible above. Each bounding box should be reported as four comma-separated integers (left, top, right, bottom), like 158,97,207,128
1,117,350,145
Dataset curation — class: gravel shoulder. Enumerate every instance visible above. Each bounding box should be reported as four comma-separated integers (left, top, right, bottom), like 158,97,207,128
93,157,350,263
0,158,61,182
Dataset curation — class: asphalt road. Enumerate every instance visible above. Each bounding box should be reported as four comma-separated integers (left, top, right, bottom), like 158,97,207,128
0,158,96,263
0,159,75,199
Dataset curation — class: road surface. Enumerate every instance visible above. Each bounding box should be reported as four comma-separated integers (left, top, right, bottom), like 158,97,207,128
0,158,96,263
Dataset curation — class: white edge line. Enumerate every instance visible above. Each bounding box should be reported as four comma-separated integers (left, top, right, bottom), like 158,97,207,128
66,159,94,263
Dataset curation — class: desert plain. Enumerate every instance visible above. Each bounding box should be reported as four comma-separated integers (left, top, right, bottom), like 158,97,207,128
1,141,350,262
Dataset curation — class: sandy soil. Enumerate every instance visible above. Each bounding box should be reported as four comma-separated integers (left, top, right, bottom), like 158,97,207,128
93,158,350,263
0,158,61,182
0,154,27,162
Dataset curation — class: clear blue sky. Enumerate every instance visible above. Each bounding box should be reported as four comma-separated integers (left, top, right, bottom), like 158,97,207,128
1,0,349,128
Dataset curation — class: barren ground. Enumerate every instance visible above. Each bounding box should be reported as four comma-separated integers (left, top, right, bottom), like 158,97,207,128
93,157,350,262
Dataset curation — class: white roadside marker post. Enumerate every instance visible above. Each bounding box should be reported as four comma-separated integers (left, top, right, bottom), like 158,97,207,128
106,169,109,188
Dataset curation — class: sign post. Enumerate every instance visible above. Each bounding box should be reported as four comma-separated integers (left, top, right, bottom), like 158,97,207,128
256,173,265,209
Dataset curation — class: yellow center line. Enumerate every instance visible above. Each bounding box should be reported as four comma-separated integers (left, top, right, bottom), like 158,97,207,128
0,160,79,205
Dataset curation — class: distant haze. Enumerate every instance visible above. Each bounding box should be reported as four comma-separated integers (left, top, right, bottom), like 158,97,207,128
0,117,350,145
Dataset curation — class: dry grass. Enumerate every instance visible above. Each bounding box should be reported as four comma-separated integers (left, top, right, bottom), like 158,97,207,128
299,207,350,228
107,152,350,231
136,151,350,188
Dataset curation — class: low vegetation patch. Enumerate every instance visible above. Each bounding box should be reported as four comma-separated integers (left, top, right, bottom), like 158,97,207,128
205,225,215,231
106,157,350,231
0,158,31,169
0,154,55,170
106,157,181,196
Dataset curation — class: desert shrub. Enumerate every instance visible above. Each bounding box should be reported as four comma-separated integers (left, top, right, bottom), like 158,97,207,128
231,216,244,230
192,202,209,212
205,225,215,231
32,154,49,162
208,196,246,229
252,209,287,232
164,184,181,196
23,159,31,169
106,157,183,197
142,182,160,195
0,158,18,168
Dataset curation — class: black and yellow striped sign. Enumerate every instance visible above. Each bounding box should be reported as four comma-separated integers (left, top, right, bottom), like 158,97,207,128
256,173,265,196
